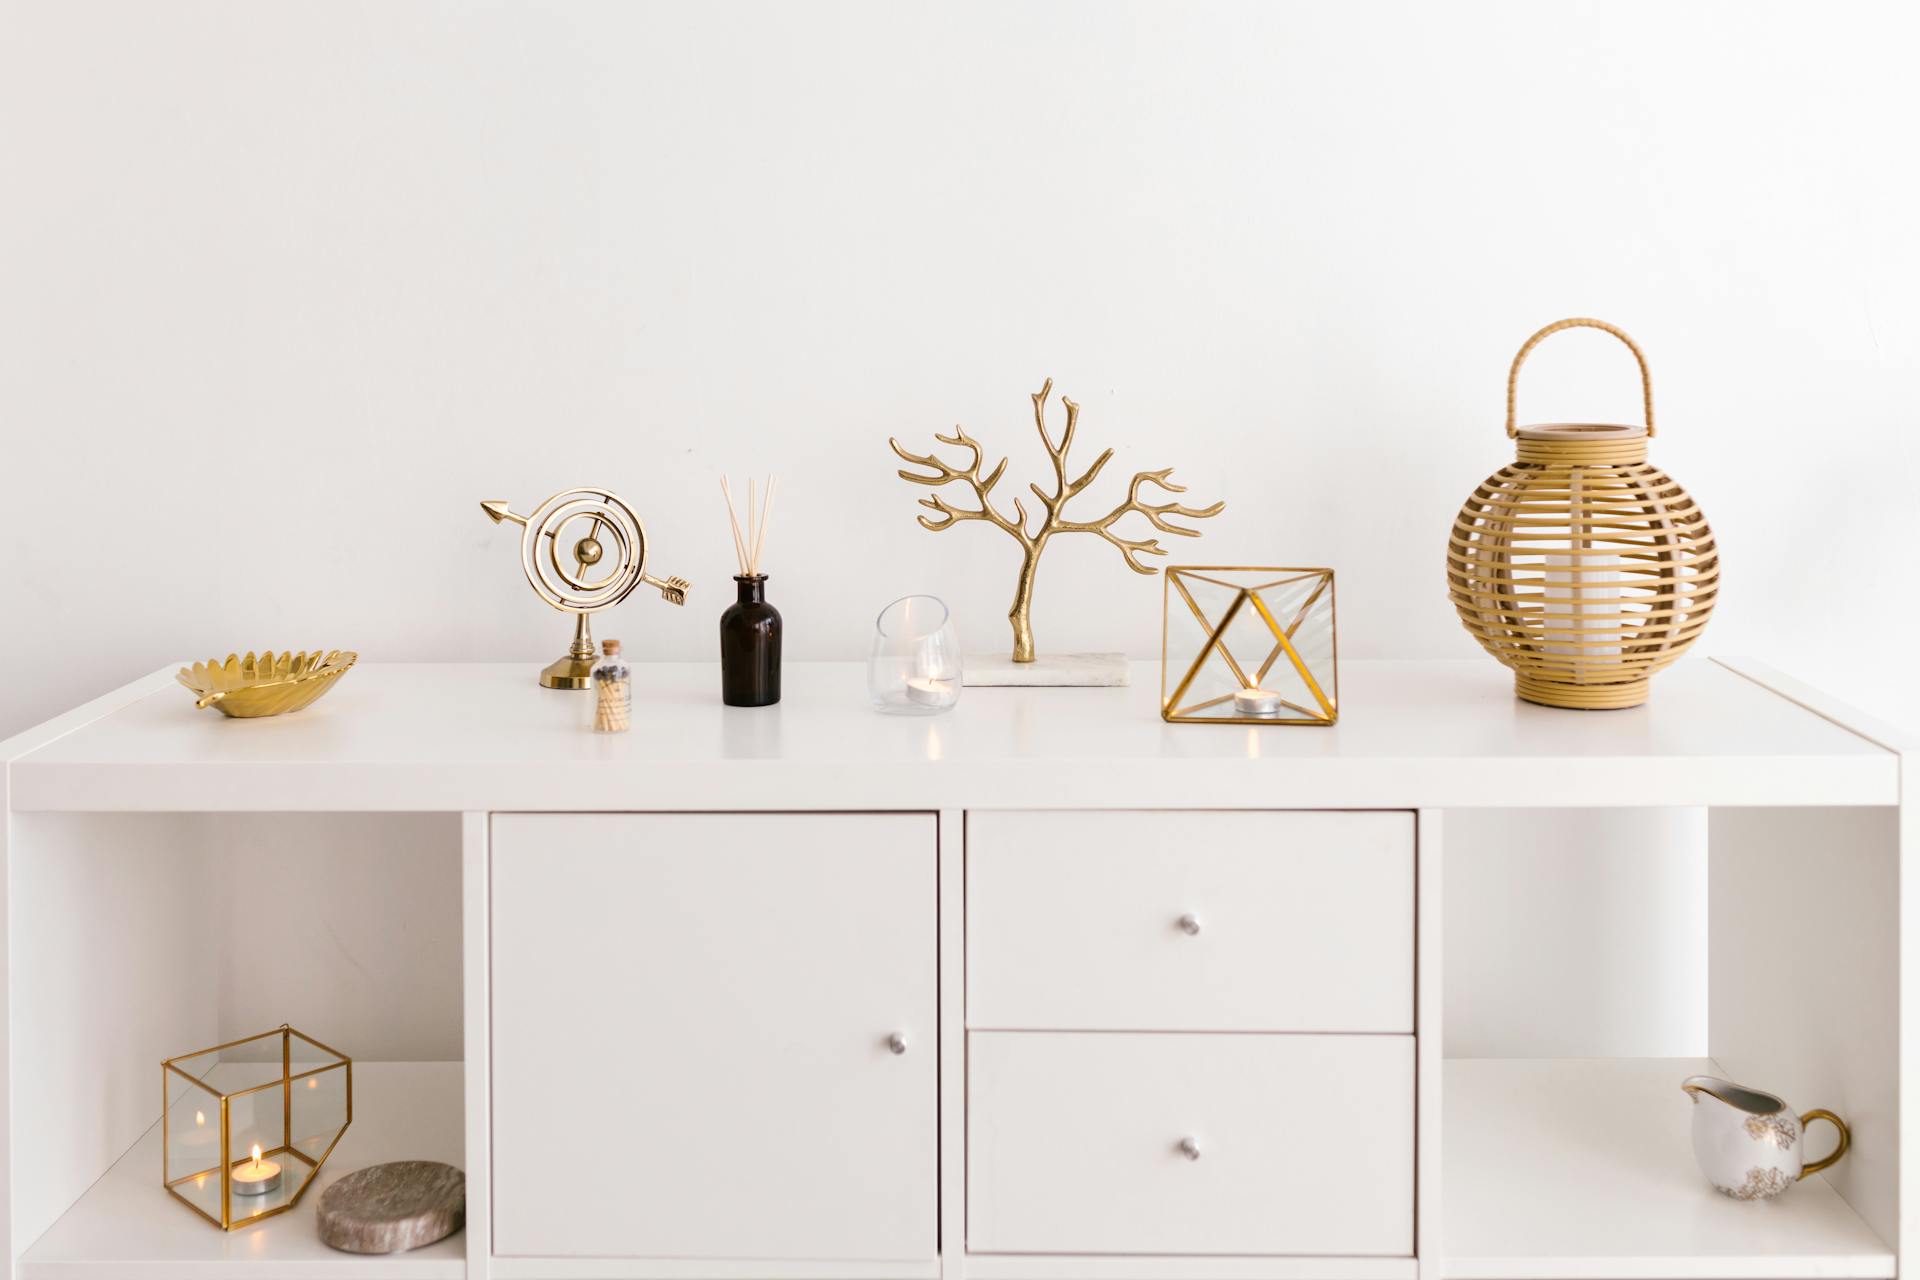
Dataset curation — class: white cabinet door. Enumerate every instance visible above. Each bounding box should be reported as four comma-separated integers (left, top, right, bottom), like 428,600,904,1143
969,810,1414,1032
969,1030,1414,1256
490,813,937,1262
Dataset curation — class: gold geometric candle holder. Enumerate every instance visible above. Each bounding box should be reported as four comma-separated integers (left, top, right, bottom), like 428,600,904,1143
162,1025,352,1231
1161,567,1338,725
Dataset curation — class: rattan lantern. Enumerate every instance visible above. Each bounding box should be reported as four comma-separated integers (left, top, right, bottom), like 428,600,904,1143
1447,318,1720,710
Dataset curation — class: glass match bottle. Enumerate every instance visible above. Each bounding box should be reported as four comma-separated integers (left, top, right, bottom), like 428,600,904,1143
590,639,631,733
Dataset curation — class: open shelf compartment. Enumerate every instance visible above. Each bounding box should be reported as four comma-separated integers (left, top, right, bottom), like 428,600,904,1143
5,810,466,1278
21,1062,465,1279
1444,1057,1891,1280
1439,798,1903,1280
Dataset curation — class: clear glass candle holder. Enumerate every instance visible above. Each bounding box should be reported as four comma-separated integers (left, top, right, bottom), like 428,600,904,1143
869,595,962,715
162,1025,351,1231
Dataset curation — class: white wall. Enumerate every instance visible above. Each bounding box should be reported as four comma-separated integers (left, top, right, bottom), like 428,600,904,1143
1444,809,1708,1057
3,0,1916,733
202,813,463,1060
3,2,1916,1059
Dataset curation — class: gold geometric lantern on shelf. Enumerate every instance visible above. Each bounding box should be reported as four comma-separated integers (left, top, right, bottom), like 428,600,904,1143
1162,567,1338,725
1447,318,1720,710
161,1025,352,1231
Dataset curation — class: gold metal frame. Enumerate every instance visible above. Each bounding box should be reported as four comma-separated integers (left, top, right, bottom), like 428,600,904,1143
481,489,691,690
1160,566,1339,725
161,1025,353,1231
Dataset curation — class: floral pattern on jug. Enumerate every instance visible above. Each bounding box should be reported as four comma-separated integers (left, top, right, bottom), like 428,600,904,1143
1683,1075,1850,1202
1743,1112,1798,1150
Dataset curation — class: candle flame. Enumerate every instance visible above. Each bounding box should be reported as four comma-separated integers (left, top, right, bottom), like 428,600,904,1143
250,1143,263,1168
194,1110,205,1126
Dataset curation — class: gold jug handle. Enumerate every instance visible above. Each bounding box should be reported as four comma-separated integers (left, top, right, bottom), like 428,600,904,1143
1799,1109,1851,1180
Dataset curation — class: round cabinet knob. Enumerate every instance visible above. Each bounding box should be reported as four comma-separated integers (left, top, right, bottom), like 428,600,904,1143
1177,913,1202,936
1178,1136,1202,1161
887,1032,909,1056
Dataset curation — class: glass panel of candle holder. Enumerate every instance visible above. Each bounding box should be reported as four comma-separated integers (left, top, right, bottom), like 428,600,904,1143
225,1077,301,1221
163,1064,224,1222
289,1059,350,1164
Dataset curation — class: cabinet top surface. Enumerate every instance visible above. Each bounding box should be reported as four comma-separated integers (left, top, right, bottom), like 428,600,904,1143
3,659,1897,812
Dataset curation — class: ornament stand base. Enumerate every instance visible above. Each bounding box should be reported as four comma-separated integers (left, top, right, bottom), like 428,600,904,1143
1515,672,1648,710
539,615,597,690
963,653,1130,687
538,654,594,690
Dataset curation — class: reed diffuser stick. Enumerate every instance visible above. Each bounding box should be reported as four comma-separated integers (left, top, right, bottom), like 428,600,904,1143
751,477,777,577
721,476,776,576
720,478,750,576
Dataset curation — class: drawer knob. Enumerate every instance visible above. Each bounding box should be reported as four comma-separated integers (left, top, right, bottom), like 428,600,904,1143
1178,1136,1202,1161
887,1031,909,1056
1177,913,1203,936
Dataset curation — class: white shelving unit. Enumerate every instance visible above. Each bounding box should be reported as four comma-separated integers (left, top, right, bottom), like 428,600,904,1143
0,657,1908,1280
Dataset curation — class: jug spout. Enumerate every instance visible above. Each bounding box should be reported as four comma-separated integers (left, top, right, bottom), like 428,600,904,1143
1682,1075,1786,1115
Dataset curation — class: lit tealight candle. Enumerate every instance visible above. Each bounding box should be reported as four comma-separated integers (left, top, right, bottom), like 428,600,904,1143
905,676,954,707
231,1143,282,1197
1233,686,1283,717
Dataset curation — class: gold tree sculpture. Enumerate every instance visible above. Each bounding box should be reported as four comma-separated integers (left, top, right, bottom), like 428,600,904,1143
890,379,1225,664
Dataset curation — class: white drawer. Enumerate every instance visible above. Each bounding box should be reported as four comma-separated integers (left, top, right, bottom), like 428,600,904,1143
968,1031,1414,1256
968,810,1413,1032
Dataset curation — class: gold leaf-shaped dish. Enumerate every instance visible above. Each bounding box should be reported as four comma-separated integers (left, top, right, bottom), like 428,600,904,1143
176,650,358,718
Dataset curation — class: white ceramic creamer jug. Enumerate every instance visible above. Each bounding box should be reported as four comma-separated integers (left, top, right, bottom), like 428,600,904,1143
1682,1075,1850,1200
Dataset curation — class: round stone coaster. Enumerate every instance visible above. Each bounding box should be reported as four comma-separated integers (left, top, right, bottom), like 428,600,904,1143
317,1160,464,1254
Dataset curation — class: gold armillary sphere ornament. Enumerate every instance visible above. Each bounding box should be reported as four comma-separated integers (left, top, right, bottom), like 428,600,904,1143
890,379,1224,664
480,487,689,689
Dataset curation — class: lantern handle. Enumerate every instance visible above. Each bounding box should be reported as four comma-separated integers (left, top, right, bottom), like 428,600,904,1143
1506,317,1656,439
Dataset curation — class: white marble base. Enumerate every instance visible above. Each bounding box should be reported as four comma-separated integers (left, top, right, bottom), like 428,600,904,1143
963,652,1131,687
